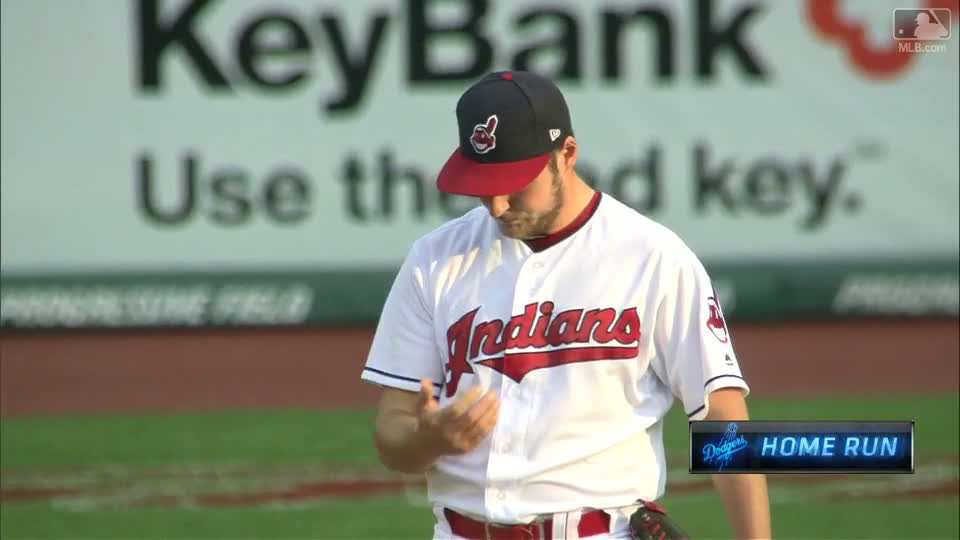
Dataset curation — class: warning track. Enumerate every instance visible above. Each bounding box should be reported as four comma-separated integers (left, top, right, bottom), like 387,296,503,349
2,458,956,510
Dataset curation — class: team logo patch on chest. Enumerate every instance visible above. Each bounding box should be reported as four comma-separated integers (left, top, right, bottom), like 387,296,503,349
442,302,641,397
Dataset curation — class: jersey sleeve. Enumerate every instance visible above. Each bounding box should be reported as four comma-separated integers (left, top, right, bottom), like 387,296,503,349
360,241,444,396
650,249,749,421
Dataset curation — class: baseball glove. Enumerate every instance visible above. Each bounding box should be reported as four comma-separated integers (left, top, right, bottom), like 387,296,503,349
628,499,690,540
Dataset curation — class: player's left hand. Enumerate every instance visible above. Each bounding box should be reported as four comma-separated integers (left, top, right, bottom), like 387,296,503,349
628,500,690,540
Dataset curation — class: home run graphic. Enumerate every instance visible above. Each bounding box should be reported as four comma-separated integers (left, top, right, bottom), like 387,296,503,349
443,302,640,397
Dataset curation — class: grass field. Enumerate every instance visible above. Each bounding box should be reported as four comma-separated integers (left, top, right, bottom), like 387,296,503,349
2,394,958,539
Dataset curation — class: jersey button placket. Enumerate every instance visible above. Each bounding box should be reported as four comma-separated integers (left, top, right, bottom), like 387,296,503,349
483,258,539,520
521,257,542,297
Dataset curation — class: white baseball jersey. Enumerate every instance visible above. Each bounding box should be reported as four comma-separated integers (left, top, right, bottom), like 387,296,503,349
361,191,749,529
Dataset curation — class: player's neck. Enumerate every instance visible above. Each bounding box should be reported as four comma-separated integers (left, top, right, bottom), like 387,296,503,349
543,174,596,236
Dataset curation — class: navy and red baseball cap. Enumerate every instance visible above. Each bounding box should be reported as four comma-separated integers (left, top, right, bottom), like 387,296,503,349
436,70,574,197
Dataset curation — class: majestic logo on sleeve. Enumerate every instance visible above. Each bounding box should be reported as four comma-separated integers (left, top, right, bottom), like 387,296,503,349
442,302,641,397
706,296,729,343
469,114,498,154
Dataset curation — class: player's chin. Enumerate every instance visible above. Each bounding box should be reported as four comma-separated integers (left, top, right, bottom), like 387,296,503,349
497,221,530,239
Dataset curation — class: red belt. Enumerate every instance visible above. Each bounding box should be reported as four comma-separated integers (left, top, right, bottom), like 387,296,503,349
443,507,611,539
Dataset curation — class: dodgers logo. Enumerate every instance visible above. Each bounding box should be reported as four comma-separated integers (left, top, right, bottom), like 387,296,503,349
702,422,749,471
469,114,498,154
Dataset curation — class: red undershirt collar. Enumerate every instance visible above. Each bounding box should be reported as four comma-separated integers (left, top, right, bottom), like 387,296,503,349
523,191,602,253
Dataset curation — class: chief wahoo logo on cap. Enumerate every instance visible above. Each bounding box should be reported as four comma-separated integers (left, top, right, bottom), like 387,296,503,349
469,114,498,154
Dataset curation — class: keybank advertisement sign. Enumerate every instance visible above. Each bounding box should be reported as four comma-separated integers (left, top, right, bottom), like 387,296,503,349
1,0,958,329
2,0,958,273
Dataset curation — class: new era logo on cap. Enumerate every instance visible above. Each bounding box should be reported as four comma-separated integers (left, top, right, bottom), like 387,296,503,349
549,129,562,142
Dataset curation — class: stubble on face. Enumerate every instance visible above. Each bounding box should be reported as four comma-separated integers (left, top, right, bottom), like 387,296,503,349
496,158,564,240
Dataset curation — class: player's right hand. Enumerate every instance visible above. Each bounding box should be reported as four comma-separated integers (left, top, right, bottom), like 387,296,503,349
416,378,501,455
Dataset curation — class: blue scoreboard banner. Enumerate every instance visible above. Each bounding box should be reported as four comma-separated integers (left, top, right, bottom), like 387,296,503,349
689,421,914,474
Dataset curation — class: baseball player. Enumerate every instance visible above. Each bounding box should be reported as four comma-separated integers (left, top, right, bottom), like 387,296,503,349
361,70,771,539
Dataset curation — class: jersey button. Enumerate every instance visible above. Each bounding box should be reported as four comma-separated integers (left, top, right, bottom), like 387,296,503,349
497,491,506,500
533,261,544,269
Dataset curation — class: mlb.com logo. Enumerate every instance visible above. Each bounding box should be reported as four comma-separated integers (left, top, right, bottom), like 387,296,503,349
893,8,952,52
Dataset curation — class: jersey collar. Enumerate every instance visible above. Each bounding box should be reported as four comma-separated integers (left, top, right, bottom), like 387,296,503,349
523,191,602,253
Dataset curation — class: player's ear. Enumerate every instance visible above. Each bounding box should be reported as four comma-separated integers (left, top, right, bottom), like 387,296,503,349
558,136,578,173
